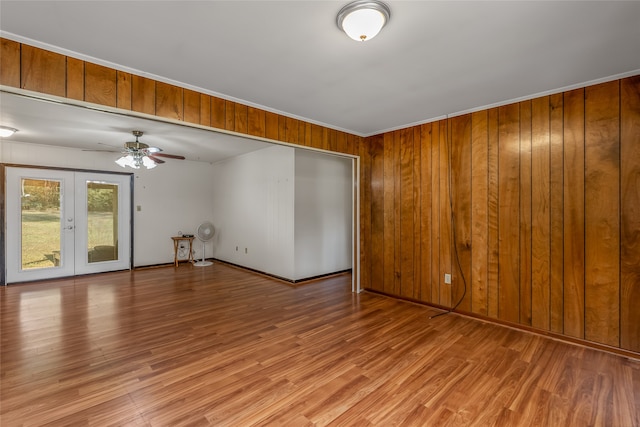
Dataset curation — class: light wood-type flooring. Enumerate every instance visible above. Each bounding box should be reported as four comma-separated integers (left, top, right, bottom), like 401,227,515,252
1,263,638,426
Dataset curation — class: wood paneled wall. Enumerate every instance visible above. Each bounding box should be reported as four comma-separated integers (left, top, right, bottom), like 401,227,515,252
0,39,361,155
2,38,638,354
363,76,640,354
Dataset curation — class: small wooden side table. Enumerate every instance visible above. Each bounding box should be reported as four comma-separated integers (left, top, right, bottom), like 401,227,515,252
171,236,195,267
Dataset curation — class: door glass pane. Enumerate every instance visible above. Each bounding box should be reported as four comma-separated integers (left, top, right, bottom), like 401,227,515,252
21,178,61,270
87,181,118,263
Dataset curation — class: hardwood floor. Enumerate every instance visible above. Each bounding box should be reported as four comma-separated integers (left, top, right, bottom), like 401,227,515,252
1,263,638,426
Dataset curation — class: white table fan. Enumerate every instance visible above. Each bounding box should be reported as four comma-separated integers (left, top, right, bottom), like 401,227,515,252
194,221,215,266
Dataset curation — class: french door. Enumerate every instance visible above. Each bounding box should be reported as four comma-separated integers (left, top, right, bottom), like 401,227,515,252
5,167,131,284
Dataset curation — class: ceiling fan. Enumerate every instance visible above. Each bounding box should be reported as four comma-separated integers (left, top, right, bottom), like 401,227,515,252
89,130,185,169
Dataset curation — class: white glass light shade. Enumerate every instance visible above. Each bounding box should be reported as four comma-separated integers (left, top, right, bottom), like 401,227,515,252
116,154,157,170
0,126,18,137
142,156,157,169
115,155,139,169
115,156,128,168
342,8,385,41
337,1,390,42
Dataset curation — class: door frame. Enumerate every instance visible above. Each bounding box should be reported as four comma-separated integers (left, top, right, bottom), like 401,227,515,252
1,163,134,285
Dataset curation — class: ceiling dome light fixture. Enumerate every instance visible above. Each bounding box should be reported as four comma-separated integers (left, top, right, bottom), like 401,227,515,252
337,0,390,42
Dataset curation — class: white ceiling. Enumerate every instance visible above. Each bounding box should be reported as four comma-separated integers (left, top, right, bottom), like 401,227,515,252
0,91,273,163
0,1,639,156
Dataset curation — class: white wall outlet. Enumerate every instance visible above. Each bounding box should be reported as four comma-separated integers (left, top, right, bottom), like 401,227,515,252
444,274,452,284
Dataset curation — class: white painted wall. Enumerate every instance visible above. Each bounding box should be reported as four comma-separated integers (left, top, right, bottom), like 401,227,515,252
294,150,352,280
211,145,295,279
1,141,215,266
211,145,352,281
2,140,353,280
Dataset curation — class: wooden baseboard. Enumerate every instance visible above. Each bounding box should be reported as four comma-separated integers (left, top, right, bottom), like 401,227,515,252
212,259,351,286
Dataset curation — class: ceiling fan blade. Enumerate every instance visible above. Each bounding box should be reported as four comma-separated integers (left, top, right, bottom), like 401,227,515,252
153,153,185,160
84,142,123,153
98,142,118,148
147,155,165,164
83,142,123,152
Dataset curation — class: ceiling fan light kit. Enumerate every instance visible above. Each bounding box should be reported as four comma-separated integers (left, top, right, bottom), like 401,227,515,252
115,154,158,169
114,130,185,170
337,0,390,42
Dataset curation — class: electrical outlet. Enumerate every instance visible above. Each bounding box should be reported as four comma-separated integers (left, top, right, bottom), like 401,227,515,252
245,248,248,254
444,274,451,284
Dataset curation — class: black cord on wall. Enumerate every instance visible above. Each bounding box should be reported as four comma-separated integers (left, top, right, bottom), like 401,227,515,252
430,118,468,320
